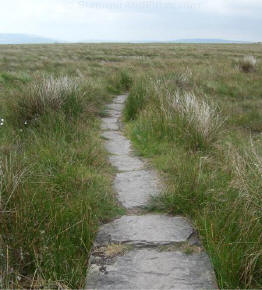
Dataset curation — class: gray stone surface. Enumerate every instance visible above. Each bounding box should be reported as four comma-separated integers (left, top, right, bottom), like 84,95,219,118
104,109,121,118
114,94,128,104
87,94,218,289
86,249,217,289
107,102,124,112
95,215,194,247
102,131,131,155
101,117,119,131
115,170,160,208
109,154,144,171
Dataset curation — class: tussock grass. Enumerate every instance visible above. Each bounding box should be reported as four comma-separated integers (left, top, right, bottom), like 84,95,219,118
126,76,223,150
162,90,224,150
107,70,133,94
9,75,83,126
239,55,257,73
124,77,148,121
229,143,262,287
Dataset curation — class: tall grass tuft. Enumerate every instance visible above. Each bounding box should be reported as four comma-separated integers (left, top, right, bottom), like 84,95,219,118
239,55,257,73
164,90,224,149
107,70,133,94
231,145,262,286
126,76,223,150
124,77,149,121
213,142,262,287
9,75,83,126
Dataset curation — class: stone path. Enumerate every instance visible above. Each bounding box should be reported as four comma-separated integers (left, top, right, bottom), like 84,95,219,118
86,95,217,289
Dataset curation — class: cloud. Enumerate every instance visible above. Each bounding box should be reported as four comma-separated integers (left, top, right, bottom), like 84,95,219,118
198,0,262,16
0,0,261,41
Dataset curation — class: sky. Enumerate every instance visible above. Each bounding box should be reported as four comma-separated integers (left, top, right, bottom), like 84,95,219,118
0,0,261,42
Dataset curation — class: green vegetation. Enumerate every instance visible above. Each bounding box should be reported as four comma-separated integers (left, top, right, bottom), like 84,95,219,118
123,47,262,288
0,47,126,288
0,43,262,288
1,75,123,288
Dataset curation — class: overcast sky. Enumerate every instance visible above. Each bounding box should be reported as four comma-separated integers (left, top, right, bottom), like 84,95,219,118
0,0,261,42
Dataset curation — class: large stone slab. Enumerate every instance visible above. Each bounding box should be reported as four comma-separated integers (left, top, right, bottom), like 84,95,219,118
86,249,217,289
104,109,122,118
102,131,131,155
114,94,128,104
107,102,124,112
115,170,160,208
109,155,144,171
95,215,194,247
101,117,119,131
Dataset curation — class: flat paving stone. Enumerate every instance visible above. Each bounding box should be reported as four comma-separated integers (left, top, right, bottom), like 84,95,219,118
104,109,122,118
114,94,128,104
101,118,119,131
86,249,217,290
95,215,194,247
109,155,144,171
102,131,131,155
115,170,160,208
107,102,124,111
88,95,218,289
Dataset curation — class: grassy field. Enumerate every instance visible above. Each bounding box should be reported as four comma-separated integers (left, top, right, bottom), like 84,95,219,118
0,43,262,288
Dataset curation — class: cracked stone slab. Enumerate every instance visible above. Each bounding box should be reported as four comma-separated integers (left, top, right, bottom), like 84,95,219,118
104,109,122,118
109,155,144,171
113,94,128,104
115,170,161,208
101,117,119,131
95,215,194,247
107,102,124,112
101,131,131,155
86,248,218,289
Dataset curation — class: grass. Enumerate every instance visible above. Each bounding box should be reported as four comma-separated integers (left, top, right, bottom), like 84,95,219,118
124,66,262,288
0,72,123,288
0,42,262,288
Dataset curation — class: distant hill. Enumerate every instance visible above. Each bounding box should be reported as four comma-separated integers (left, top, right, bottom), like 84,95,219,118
0,34,253,44
127,39,252,44
0,34,58,44
82,39,252,44
171,39,251,44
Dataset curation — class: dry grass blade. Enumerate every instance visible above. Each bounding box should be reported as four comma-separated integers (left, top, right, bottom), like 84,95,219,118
1,155,29,211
